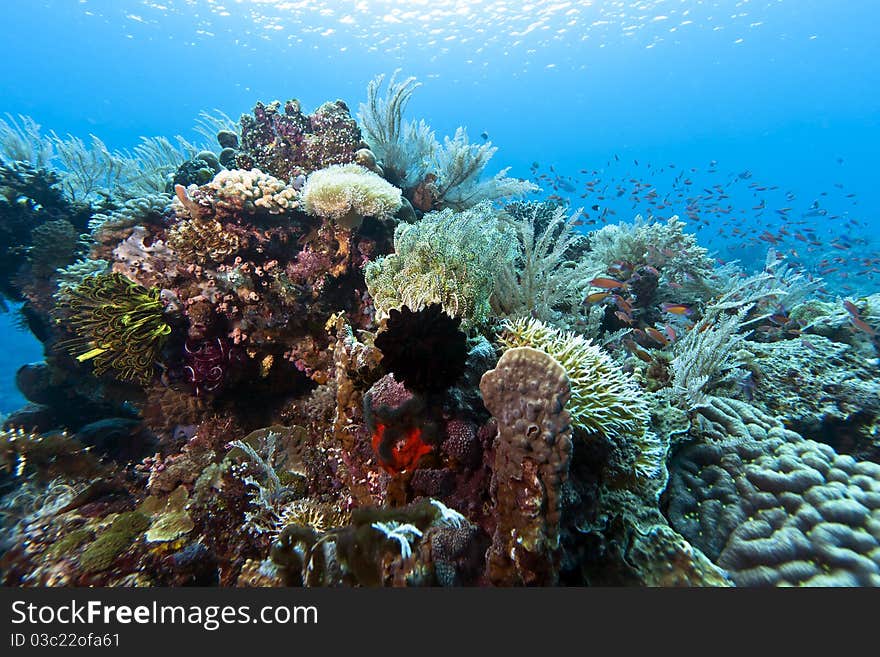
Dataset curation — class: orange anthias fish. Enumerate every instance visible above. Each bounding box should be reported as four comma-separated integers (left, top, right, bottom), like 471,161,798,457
843,300,877,336
644,326,669,346
624,339,653,363
614,311,635,325
585,291,611,304
660,302,694,316
589,277,628,290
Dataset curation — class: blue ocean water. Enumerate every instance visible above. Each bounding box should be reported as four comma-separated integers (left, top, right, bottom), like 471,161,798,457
0,0,878,413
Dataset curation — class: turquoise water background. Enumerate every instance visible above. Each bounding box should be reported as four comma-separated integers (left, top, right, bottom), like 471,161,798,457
1,0,878,412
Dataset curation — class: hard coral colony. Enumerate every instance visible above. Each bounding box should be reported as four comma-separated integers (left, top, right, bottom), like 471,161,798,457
0,71,878,590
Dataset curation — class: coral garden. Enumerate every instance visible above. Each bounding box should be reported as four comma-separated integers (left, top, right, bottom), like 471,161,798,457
0,73,878,587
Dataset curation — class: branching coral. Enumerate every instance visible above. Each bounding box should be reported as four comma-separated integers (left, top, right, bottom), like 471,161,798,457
499,317,649,440
664,256,816,412
301,163,402,229
60,272,172,384
228,426,308,536
364,202,515,325
670,307,751,411
585,215,720,303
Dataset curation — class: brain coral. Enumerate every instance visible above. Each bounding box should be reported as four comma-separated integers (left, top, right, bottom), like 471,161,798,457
301,163,402,228
667,398,880,586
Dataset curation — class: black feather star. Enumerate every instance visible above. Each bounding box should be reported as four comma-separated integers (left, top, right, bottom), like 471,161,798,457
374,304,468,394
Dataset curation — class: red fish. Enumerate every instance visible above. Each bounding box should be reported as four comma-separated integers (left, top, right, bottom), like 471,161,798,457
614,311,635,325
843,301,876,336
589,277,628,290
624,339,653,363
644,326,669,346
613,295,633,314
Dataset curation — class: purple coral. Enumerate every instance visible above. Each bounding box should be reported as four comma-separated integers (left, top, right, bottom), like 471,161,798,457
236,99,362,181
183,337,235,396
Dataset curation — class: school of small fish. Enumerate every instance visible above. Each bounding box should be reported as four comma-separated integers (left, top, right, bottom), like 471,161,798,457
530,157,878,299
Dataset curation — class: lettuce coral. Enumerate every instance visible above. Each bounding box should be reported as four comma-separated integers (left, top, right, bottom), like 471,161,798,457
301,163,402,229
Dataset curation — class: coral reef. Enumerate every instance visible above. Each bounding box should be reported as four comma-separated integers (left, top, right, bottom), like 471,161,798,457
1,72,877,591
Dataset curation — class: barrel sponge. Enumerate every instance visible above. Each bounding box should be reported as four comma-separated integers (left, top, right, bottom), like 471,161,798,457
499,318,649,440
479,346,573,585
667,406,880,586
301,163,402,227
